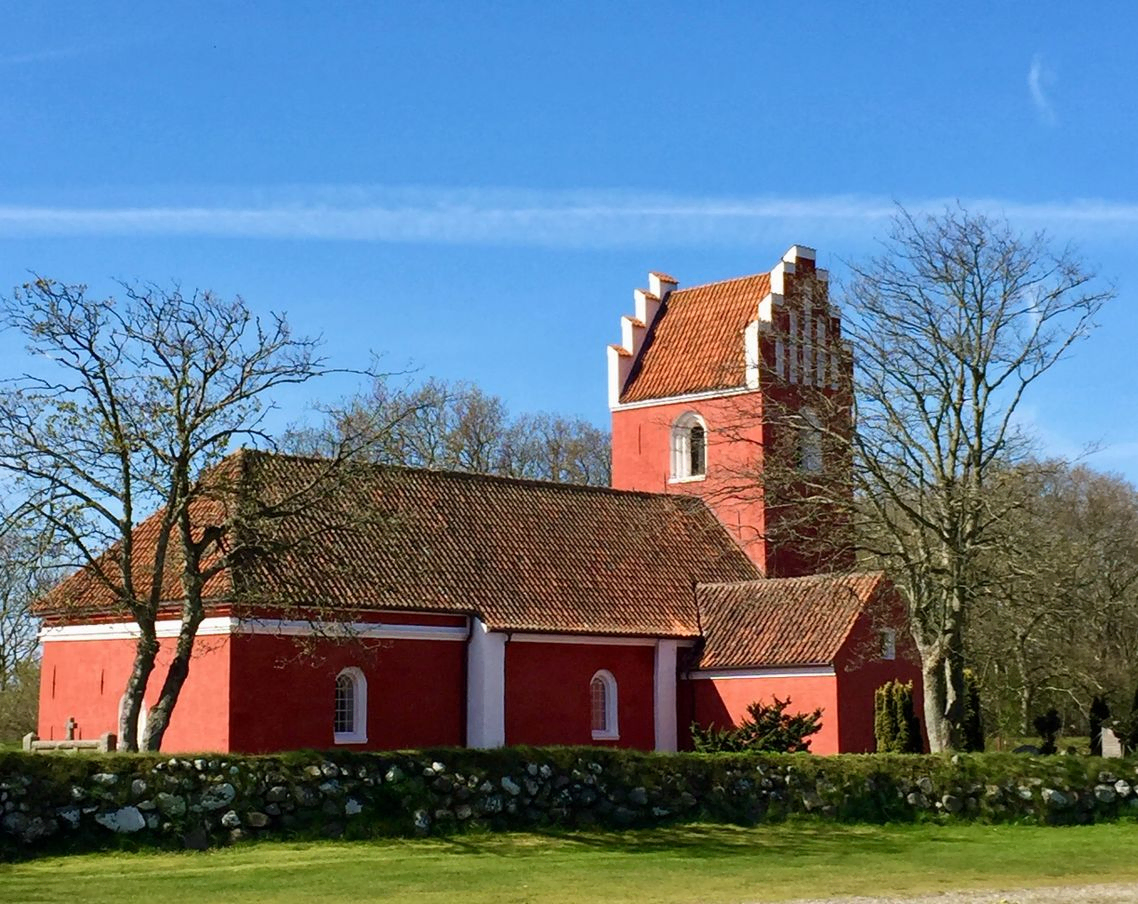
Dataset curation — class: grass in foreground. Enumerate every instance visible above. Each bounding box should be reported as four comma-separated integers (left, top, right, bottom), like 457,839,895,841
5,822,1138,903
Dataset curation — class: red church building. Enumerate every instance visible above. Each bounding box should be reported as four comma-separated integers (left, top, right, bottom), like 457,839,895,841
35,245,921,755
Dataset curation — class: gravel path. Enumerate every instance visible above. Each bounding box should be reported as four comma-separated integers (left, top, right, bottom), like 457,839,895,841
778,883,1138,904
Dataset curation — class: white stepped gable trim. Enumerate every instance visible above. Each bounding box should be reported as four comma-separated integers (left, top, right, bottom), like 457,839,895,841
607,345,633,409
648,272,677,300
769,260,795,296
607,272,677,408
41,617,469,643
757,292,781,323
621,314,646,357
634,288,661,326
783,244,816,263
744,320,761,390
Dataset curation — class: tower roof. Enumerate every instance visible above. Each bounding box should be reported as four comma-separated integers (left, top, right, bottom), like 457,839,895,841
621,272,772,403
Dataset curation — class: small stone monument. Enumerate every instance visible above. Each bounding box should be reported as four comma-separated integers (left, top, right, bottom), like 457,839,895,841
1101,726,1124,758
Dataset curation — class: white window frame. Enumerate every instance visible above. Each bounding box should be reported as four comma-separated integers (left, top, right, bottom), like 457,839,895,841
333,667,368,744
669,412,708,483
590,669,619,740
879,628,897,661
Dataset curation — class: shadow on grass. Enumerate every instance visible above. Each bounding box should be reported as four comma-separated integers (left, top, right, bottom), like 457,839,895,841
426,822,937,860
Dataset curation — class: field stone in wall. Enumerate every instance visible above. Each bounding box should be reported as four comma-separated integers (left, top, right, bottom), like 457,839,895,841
200,783,236,811
95,806,146,833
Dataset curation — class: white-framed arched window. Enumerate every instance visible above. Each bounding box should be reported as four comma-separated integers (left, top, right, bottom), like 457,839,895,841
333,667,368,744
670,412,707,482
798,407,823,473
590,669,619,740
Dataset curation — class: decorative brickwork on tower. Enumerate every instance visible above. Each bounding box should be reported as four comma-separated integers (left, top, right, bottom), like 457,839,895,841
608,246,854,576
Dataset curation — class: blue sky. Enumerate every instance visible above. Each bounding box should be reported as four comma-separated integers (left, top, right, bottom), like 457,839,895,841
3,2,1136,479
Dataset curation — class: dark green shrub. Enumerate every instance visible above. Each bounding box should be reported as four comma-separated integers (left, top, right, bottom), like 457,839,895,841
691,696,822,753
874,683,898,752
1122,685,1138,752
962,669,985,753
1090,695,1111,757
874,680,921,753
1033,707,1062,755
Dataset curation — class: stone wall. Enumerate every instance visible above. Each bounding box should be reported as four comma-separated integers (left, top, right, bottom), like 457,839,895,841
3,747,1138,857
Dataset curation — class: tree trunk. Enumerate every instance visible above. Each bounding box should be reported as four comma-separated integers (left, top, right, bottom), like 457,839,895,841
921,647,966,752
142,617,199,751
120,625,159,752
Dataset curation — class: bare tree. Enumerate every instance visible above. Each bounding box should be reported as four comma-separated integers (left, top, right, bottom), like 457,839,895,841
0,522,54,740
970,461,1138,737
303,376,611,486
0,279,368,750
842,209,1111,750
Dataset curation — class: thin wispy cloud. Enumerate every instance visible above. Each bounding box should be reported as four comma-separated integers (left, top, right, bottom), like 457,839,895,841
0,188,1135,248
1028,53,1057,125
0,47,83,67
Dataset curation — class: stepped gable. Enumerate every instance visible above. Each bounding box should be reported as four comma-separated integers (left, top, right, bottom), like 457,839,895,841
620,271,771,403
694,572,885,668
40,450,760,637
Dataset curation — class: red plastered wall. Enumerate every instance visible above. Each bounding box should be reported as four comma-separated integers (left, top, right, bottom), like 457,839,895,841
835,605,926,753
611,394,769,571
685,671,842,754
38,633,231,752
227,632,466,753
504,642,656,749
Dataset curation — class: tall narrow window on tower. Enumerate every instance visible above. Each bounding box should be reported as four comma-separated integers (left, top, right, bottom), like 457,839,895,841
799,408,823,473
670,412,708,481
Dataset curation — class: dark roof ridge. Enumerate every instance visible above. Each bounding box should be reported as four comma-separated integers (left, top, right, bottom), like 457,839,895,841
668,270,771,296
696,571,885,590
235,446,710,506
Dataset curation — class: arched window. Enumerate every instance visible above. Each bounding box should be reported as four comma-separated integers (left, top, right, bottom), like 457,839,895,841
333,667,368,744
798,407,823,473
590,669,619,740
670,412,707,481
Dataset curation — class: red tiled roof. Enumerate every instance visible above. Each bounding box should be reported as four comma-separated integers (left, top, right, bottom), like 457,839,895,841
43,451,760,637
694,572,885,668
620,272,771,403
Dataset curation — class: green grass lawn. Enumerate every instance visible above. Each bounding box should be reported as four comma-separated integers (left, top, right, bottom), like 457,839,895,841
5,822,1138,903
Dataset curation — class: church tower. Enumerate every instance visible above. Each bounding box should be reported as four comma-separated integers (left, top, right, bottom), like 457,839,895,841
608,245,853,577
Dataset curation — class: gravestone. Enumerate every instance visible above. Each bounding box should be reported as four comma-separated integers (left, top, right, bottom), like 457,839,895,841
1101,727,1124,758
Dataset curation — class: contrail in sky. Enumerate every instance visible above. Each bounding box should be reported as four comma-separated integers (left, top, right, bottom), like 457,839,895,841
0,189,1132,247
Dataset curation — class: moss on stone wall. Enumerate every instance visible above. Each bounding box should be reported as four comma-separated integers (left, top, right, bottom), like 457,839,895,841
3,747,1138,858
